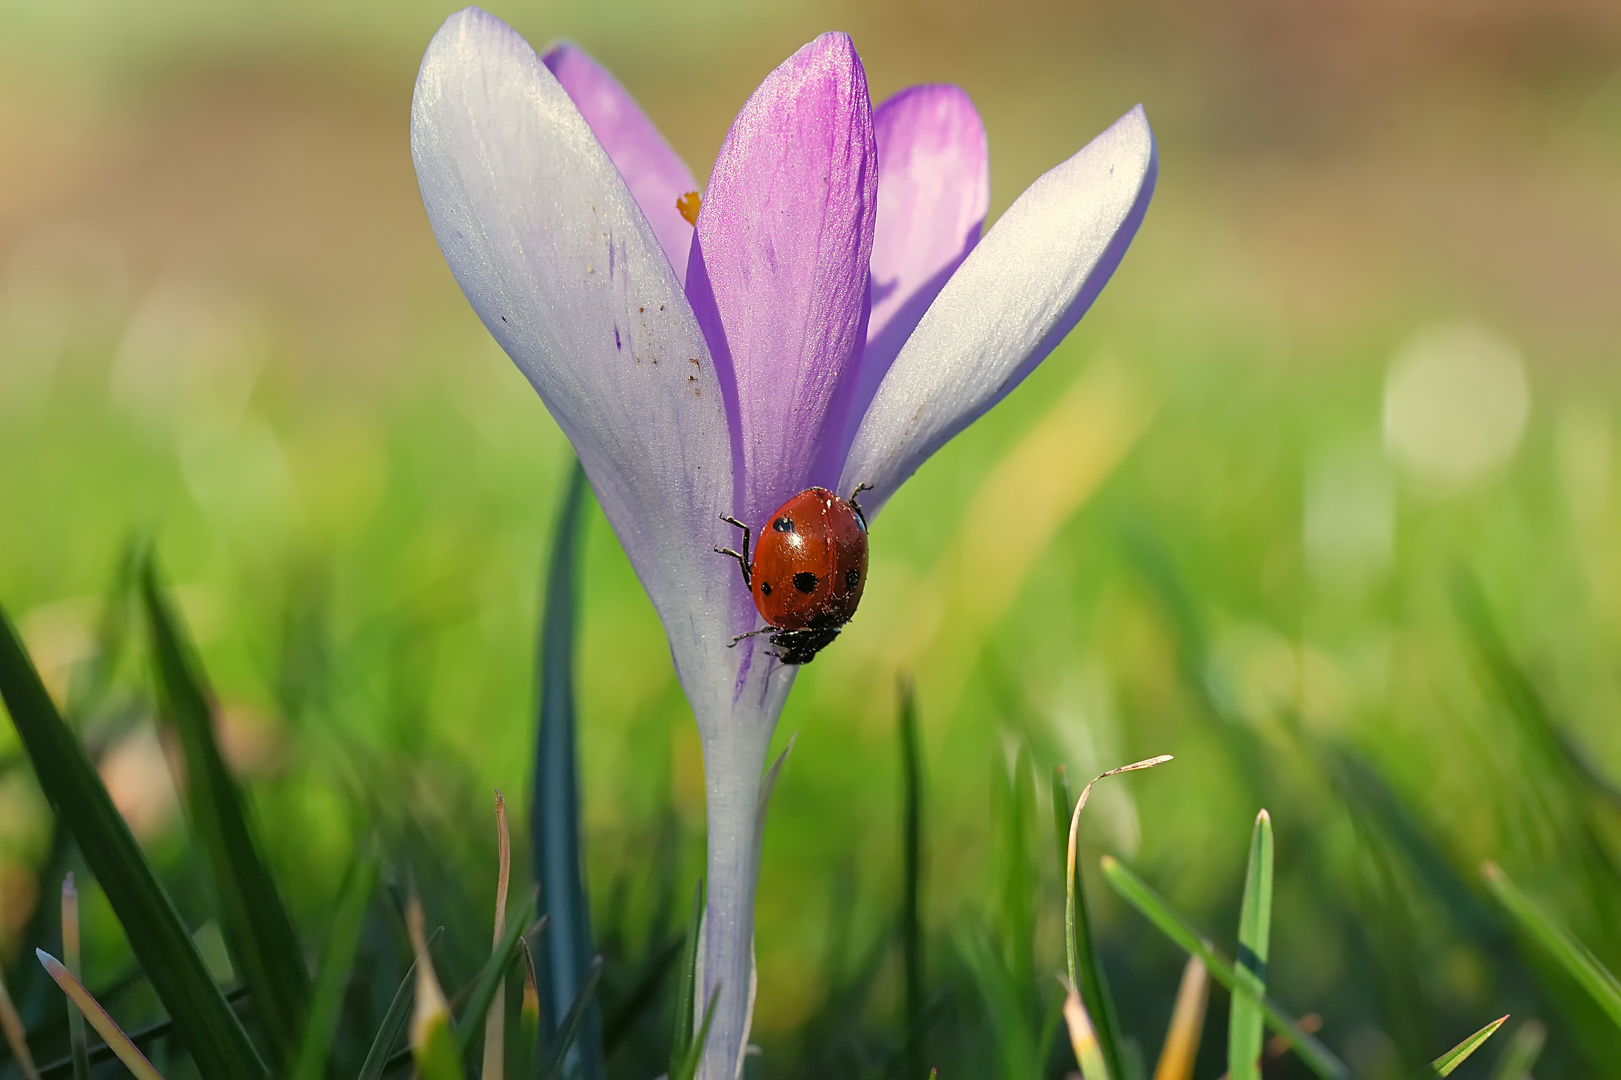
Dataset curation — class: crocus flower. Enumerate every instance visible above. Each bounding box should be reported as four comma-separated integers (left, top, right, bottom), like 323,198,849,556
410,10,1155,1077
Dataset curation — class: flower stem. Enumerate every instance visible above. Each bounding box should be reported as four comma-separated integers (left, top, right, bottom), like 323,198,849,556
697,723,774,1080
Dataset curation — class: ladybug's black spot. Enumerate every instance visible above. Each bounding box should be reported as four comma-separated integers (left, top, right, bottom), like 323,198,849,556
759,581,773,596
845,568,860,589
773,517,795,533
793,572,819,593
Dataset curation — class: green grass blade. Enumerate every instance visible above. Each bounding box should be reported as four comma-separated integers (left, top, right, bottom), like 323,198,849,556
1483,861,1621,1028
956,927,1042,1080
1060,759,1169,1080
540,957,604,1080
670,988,719,1080
61,874,90,1080
36,951,166,1080
290,854,378,1080
140,556,311,1065
358,971,414,1080
455,890,538,1055
670,878,705,1075
1453,574,1621,809
1487,1019,1544,1080
1229,809,1273,1080
357,927,441,1080
0,603,268,1080
1428,1015,1506,1076
1100,855,1349,1080
899,677,925,1080
601,936,682,1054
529,458,605,1080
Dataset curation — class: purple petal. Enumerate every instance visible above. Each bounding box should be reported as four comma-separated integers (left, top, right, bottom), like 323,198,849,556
839,105,1158,517
684,31,878,531
411,8,750,722
815,84,988,477
542,41,700,283
868,86,989,347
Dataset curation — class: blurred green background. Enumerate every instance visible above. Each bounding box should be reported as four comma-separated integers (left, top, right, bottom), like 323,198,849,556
3,0,1621,1076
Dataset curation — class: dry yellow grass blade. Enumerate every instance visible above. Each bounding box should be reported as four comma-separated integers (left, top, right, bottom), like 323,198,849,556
37,950,164,1080
0,963,41,1080
1065,756,1176,933
1152,956,1209,1080
483,790,512,1080
407,893,460,1080
1061,978,1110,1080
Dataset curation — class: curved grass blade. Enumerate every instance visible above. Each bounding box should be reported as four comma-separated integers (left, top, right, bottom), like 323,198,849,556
1152,957,1209,1080
357,926,441,1080
36,951,164,1080
1100,855,1349,1080
669,987,720,1080
455,890,539,1055
530,458,605,1080
1229,809,1273,1080
140,556,310,1065
290,854,378,1080
1426,1015,1506,1077
541,957,604,1080
482,792,512,1080
1483,861,1621,1029
1060,757,1171,1080
1487,1019,1544,1080
670,878,705,1076
61,874,90,1080
0,605,268,1080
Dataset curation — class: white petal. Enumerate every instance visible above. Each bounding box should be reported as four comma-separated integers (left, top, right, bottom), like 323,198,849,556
838,105,1157,515
411,8,746,718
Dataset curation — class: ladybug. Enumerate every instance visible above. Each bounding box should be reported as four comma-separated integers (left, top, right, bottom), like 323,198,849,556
715,485,872,665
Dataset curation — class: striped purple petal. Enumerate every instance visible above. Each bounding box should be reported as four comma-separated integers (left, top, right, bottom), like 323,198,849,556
684,32,878,535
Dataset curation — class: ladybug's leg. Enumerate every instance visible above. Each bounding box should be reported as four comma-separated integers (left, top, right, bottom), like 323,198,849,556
847,483,875,522
714,515,753,585
728,627,772,647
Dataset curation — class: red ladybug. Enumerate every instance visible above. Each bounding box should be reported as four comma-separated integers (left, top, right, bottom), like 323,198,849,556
715,485,871,664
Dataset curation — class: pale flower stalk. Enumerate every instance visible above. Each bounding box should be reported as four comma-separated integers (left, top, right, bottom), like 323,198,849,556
409,11,1156,1078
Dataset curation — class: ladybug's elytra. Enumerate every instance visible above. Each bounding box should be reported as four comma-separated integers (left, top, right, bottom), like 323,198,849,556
715,485,871,665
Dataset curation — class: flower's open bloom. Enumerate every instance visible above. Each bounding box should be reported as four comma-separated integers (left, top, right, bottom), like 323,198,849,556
411,11,1155,1078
